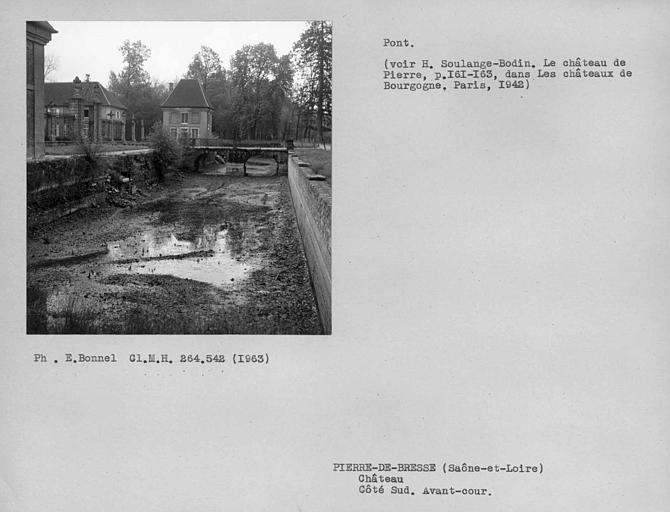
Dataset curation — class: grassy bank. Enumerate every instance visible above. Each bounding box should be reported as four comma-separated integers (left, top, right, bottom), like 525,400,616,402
293,148,332,183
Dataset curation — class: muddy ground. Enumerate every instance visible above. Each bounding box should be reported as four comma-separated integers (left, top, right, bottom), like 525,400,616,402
27,162,322,334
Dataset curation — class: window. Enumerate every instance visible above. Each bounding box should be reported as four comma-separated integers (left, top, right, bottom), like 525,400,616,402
191,111,200,124
170,127,177,138
181,112,188,123
180,127,188,138
83,108,89,118
191,128,199,139
170,112,179,124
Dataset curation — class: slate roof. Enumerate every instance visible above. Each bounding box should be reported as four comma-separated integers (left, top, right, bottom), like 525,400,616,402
161,79,213,109
44,80,127,110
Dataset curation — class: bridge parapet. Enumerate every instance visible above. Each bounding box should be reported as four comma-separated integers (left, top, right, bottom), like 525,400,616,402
190,138,288,149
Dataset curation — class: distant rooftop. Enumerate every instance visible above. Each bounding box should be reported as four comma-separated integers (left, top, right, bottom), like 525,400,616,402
45,79,126,110
161,79,213,109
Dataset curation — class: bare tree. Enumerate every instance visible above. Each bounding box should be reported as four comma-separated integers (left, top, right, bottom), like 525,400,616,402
44,53,58,82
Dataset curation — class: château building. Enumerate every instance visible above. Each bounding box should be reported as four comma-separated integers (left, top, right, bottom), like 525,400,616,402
44,77,127,142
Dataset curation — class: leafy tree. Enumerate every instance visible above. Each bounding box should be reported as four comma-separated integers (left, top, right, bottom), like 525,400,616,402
109,40,152,92
228,43,293,140
185,46,233,138
147,121,181,180
293,21,332,146
132,81,168,130
186,46,224,93
108,40,165,137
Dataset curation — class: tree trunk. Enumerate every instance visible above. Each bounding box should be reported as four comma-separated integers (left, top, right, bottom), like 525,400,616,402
316,22,326,149
294,107,301,141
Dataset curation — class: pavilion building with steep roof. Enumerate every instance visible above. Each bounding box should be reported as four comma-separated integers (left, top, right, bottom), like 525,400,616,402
44,77,127,142
161,79,213,140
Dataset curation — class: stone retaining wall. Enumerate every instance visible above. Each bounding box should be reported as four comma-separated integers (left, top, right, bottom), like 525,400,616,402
27,151,156,226
287,153,332,334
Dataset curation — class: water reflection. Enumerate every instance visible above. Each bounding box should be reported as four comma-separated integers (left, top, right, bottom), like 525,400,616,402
104,227,253,287
204,157,277,177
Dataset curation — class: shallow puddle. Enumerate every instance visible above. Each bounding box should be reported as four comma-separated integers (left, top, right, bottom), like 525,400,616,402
32,222,262,333
204,157,277,177
204,164,241,176
104,227,254,287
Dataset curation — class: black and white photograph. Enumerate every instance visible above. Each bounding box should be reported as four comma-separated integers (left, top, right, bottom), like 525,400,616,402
26,21,332,334
4,2,670,512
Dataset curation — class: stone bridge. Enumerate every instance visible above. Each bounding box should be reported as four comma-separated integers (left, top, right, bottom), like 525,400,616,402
187,141,289,176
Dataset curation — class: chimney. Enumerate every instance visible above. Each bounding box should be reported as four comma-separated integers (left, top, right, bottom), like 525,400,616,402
169,82,174,92
85,74,90,82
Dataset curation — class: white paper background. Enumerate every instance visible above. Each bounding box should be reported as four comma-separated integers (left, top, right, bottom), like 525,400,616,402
2,1,670,511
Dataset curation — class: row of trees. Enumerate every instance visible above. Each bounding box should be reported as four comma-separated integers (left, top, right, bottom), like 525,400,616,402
106,21,332,144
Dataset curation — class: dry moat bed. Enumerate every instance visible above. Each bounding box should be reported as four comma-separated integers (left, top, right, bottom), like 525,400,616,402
27,169,322,335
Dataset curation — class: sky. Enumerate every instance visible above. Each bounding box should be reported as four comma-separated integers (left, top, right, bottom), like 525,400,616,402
46,21,308,85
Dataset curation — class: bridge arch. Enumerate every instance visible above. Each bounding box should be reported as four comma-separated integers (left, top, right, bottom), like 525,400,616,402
188,144,289,176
